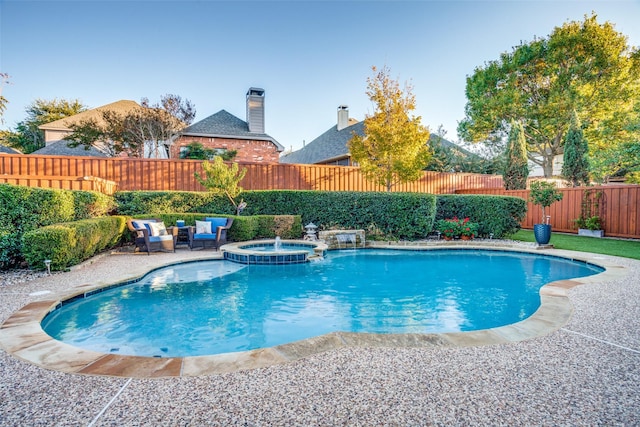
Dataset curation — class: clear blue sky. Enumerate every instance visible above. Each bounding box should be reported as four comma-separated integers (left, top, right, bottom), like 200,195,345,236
1,0,639,152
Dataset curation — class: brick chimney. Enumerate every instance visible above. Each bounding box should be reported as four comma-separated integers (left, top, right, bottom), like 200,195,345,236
246,87,265,133
337,105,349,131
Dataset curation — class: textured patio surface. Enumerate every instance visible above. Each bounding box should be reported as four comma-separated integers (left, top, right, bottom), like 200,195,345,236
1,243,638,425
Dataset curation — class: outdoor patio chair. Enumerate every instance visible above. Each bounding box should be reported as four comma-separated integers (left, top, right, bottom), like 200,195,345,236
127,219,178,254
188,217,234,250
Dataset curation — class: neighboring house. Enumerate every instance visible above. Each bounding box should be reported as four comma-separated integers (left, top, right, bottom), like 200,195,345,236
280,105,468,166
280,106,363,166
0,144,21,154
172,88,283,163
37,100,169,158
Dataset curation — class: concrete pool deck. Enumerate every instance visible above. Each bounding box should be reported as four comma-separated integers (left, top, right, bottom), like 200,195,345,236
1,241,639,425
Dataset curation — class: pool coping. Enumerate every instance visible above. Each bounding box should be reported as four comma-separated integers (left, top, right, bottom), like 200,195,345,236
221,238,328,264
0,242,627,378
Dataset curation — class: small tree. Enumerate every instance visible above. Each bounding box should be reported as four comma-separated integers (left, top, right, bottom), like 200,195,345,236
195,157,247,214
529,180,563,224
348,65,432,191
503,121,529,190
562,110,590,187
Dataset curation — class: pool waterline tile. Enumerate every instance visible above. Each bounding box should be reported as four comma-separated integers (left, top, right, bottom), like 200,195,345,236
0,242,624,378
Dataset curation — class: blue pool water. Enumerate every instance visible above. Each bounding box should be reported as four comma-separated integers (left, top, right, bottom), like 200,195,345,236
41,249,603,357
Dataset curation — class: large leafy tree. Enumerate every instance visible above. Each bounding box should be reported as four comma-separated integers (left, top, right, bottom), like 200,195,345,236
65,94,195,158
562,110,590,186
503,121,529,190
1,98,87,153
348,66,432,191
458,14,640,178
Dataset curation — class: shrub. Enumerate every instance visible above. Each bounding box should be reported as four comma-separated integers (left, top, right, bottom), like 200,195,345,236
248,190,436,240
71,190,116,219
22,216,127,271
0,184,116,269
119,190,437,240
436,194,526,238
116,191,228,215
435,217,479,238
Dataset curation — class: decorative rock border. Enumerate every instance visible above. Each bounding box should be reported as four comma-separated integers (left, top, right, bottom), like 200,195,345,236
0,243,625,378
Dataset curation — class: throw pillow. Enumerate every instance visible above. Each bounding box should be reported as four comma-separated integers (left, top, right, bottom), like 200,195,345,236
148,222,168,237
195,220,212,234
205,217,228,230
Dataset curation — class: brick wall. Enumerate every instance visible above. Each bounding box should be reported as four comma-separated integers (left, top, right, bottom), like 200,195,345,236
173,136,281,163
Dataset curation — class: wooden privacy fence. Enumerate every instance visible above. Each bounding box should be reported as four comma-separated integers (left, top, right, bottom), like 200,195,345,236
2,154,637,238
0,154,504,193
0,175,117,195
456,186,640,239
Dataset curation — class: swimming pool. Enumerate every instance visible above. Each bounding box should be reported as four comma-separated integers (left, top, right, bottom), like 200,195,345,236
41,249,603,358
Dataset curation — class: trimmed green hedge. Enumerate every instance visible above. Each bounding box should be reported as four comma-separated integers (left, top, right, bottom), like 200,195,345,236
118,190,437,240
132,213,303,241
22,216,127,271
436,194,526,237
117,190,525,239
0,184,115,269
116,191,225,215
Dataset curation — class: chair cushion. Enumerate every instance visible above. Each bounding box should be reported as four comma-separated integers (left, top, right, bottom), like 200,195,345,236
195,220,212,234
149,235,173,243
205,217,228,230
148,222,168,236
132,219,157,237
193,233,218,240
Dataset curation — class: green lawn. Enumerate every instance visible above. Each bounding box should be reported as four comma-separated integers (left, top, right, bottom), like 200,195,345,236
509,230,640,260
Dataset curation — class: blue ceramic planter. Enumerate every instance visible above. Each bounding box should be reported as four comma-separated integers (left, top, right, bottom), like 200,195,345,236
533,224,552,245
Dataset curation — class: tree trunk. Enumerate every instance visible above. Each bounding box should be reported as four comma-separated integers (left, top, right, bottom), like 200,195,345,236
542,155,554,178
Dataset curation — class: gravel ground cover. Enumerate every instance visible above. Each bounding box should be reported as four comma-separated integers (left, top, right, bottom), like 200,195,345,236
1,243,638,426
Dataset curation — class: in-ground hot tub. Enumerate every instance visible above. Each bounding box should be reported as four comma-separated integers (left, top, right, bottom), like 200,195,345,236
221,238,328,265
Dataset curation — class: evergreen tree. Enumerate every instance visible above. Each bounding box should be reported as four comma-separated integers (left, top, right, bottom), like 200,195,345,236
503,121,529,190
562,111,590,186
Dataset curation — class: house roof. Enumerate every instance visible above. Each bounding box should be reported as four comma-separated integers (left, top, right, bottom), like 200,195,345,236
280,119,473,165
0,144,21,154
280,121,365,164
38,100,140,131
181,110,283,151
30,140,108,157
